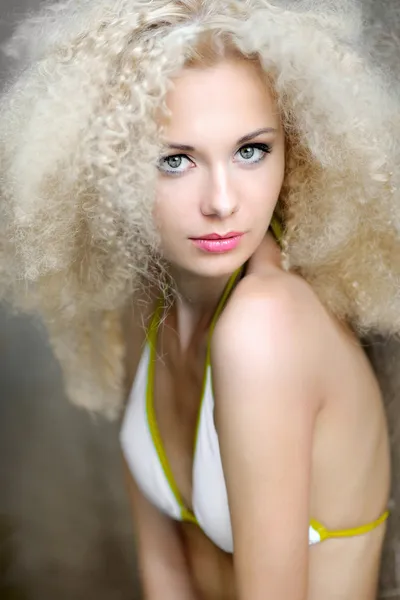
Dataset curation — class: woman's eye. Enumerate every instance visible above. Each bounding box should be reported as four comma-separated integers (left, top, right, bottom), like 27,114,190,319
235,143,271,164
158,154,193,174
239,146,256,160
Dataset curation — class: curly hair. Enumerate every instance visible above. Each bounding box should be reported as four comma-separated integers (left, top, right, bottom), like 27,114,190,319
0,0,399,417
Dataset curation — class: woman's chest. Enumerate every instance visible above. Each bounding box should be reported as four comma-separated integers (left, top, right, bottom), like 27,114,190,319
121,300,234,551
153,346,206,511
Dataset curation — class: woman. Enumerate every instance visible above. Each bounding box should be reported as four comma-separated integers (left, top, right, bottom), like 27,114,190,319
0,1,399,599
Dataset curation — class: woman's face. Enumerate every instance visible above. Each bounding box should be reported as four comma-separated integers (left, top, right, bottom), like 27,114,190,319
154,58,285,279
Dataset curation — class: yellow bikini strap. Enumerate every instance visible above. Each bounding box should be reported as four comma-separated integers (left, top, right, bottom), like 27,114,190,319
147,300,162,349
208,267,243,336
310,510,389,543
270,214,283,244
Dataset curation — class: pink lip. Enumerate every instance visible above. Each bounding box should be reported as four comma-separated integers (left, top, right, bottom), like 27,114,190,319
190,233,244,253
195,232,243,240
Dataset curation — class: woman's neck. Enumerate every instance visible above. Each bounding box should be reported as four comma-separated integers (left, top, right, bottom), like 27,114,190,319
166,266,235,353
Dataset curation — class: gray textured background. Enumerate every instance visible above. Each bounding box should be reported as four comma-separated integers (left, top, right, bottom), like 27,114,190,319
0,4,139,598
0,1,400,599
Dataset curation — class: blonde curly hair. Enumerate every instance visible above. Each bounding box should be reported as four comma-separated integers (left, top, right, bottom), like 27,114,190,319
0,0,399,417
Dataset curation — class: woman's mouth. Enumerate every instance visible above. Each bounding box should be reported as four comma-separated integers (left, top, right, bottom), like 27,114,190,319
189,232,244,253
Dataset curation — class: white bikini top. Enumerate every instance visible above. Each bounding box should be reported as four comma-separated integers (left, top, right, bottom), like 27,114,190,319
120,267,389,552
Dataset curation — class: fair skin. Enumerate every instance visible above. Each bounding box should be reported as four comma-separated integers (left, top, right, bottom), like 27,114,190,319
123,58,390,600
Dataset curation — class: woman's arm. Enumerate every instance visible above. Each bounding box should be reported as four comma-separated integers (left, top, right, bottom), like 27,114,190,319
123,458,199,600
212,275,322,600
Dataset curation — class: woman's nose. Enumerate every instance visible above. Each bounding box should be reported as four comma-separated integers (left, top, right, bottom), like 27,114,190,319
201,164,239,218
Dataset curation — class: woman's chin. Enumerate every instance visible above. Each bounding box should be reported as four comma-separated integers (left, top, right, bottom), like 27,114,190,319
170,252,250,280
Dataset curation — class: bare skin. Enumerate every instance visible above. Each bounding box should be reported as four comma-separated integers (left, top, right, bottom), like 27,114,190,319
123,236,390,600
121,59,390,600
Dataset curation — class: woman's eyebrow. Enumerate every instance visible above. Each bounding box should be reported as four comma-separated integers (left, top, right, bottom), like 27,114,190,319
165,127,277,152
165,142,195,152
236,127,277,145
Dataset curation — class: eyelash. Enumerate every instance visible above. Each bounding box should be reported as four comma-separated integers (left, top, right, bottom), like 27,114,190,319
158,142,272,176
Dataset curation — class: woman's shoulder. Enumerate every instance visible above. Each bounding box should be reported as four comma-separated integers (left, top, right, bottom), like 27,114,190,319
211,262,325,415
232,231,320,315
221,232,347,339
219,260,322,344
213,241,339,382
213,246,362,401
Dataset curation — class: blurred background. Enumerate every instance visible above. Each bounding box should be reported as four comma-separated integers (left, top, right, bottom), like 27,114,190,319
0,0,400,598
0,3,139,597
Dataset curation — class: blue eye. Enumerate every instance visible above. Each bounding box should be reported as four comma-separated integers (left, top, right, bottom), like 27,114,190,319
158,154,193,175
235,143,272,164
158,142,272,175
